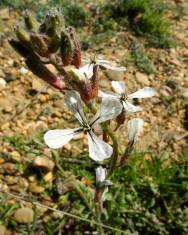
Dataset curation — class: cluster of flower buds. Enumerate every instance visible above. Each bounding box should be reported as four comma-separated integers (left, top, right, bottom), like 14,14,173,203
9,8,82,92
10,9,128,101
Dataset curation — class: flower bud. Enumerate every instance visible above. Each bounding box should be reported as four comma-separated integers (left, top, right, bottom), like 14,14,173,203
24,11,39,31
79,65,99,100
25,57,65,90
66,68,85,90
15,27,30,44
67,27,81,68
48,33,60,53
9,39,38,60
60,31,74,66
30,33,49,57
128,118,144,143
39,8,64,36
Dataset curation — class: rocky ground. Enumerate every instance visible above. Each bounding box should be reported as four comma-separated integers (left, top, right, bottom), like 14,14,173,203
0,1,188,232
0,3,188,159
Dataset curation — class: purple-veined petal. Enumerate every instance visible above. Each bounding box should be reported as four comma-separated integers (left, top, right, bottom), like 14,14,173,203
111,81,125,94
44,128,82,149
91,97,122,125
123,101,142,112
128,118,144,142
87,131,113,161
96,166,106,184
64,91,87,124
79,63,94,79
128,87,156,99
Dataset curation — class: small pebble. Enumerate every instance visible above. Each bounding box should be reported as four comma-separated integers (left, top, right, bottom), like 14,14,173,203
29,183,45,193
136,72,150,86
44,171,53,182
14,207,34,224
20,67,28,75
11,151,22,162
0,78,6,89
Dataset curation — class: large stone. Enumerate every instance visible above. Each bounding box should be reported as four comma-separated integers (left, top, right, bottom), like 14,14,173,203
33,156,55,171
14,208,34,224
106,69,125,81
136,72,150,86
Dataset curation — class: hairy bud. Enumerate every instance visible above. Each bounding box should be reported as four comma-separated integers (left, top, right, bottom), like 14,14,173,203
60,31,74,66
39,8,64,36
30,34,49,57
24,11,39,31
67,27,81,68
26,57,65,90
80,65,99,100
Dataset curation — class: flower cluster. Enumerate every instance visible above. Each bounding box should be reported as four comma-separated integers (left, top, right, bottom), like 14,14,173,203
11,9,156,207
44,90,122,161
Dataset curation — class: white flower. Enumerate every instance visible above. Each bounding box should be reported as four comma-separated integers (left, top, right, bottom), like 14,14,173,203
74,63,94,80
44,91,122,161
96,166,106,184
72,56,126,83
99,81,156,112
95,166,112,204
128,118,144,143
82,56,126,77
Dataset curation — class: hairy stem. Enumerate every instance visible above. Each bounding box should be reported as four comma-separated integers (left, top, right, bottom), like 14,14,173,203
103,124,119,178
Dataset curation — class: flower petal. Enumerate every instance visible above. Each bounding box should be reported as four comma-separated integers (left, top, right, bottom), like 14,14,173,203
95,166,106,184
128,87,156,99
123,101,142,112
98,90,118,99
128,118,144,142
87,131,113,161
81,57,90,64
111,81,125,94
64,91,87,124
91,97,122,124
101,187,109,204
98,59,111,64
79,63,94,79
101,63,126,72
44,128,81,149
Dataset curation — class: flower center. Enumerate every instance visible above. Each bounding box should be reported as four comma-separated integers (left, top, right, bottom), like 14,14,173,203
120,93,128,102
82,122,91,132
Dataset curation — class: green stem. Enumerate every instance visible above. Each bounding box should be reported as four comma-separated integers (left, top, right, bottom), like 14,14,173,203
103,124,119,178
95,188,105,235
